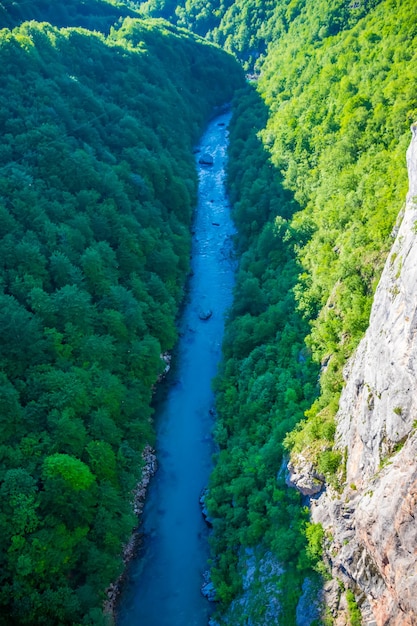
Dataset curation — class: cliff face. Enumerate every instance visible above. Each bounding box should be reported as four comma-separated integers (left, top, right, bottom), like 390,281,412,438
297,125,417,625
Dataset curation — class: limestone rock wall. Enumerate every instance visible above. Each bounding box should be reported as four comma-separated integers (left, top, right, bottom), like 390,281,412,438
302,124,417,625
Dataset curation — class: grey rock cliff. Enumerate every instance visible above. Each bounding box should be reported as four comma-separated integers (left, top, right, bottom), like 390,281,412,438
297,124,417,625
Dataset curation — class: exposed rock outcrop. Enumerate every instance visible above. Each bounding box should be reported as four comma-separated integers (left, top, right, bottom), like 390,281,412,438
157,351,171,382
287,453,325,496
329,124,417,623
201,570,217,602
200,488,213,527
217,547,283,625
292,124,417,625
296,577,323,626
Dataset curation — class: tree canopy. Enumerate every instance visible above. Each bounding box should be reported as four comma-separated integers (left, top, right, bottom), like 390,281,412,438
0,14,243,625
148,0,417,622
1,0,416,623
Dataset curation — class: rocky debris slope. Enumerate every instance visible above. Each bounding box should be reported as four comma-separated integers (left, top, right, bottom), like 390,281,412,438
292,123,417,625
210,546,283,626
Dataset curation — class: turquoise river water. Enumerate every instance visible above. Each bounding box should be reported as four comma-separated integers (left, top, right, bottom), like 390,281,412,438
116,111,235,626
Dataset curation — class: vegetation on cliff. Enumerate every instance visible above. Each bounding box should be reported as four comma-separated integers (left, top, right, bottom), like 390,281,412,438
259,0,417,474
0,14,242,625
146,0,417,622
1,0,416,623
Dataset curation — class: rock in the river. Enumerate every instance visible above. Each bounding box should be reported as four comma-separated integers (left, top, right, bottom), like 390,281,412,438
200,488,213,527
199,152,214,166
201,571,217,602
198,308,213,320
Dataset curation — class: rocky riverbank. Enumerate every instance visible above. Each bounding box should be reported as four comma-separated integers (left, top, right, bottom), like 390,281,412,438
104,445,157,620
114,110,235,626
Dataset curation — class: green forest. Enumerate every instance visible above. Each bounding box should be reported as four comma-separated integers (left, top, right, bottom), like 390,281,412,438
0,0,142,31
1,0,416,624
139,0,417,623
0,5,242,624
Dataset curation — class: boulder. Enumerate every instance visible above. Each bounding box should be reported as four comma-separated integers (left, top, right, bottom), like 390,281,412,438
198,308,212,321
199,152,214,166
201,570,217,602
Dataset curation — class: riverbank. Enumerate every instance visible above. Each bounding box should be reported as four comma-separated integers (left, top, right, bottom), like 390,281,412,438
115,110,235,626
104,445,158,619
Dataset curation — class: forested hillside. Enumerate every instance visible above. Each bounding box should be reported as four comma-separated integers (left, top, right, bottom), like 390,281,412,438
0,0,142,31
259,0,416,475
138,0,388,69
144,0,417,623
1,0,416,623
0,14,242,625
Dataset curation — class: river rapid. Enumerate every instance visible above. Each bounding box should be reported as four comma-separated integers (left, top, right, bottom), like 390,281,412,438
116,111,235,626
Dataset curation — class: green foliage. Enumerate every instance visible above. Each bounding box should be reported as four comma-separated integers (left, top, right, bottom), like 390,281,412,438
0,13,242,625
205,86,319,623
305,523,324,564
166,0,417,622
0,0,142,32
346,589,362,626
257,0,417,471
317,450,343,478
43,454,96,491
141,0,282,70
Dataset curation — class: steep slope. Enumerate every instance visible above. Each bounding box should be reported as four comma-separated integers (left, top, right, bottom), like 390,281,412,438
202,2,417,623
0,18,242,626
21,1,415,623
297,124,417,625
0,0,141,31
145,1,417,623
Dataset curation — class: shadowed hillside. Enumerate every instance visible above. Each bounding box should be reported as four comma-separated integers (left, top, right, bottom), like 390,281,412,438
141,0,417,623
0,16,243,625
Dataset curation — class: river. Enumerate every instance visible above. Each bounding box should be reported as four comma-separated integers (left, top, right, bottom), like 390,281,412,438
116,110,235,626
